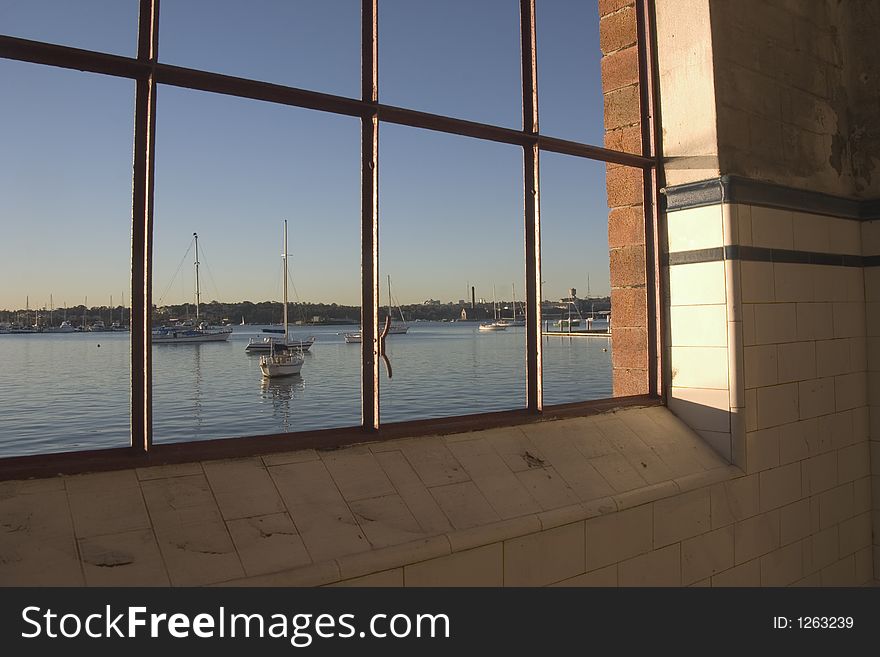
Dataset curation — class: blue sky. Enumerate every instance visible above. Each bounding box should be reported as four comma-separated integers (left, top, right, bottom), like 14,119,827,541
0,1,616,310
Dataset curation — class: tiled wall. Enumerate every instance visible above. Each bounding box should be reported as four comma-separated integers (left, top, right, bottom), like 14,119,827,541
345,202,874,588
862,220,880,576
662,200,874,585
665,204,738,463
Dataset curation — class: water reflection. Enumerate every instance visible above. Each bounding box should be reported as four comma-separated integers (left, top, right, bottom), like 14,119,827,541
260,375,306,433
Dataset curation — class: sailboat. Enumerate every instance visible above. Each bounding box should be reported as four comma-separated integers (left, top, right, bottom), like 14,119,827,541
479,284,506,331
343,276,409,343
259,220,305,377
152,233,233,344
245,255,316,356
494,283,525,327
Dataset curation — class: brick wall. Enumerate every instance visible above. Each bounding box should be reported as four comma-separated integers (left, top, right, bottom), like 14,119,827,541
600,0,649,396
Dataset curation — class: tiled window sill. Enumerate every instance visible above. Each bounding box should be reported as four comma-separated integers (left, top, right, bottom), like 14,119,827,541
0,405,740,586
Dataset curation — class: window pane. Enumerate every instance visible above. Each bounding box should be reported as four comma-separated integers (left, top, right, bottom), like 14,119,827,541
536,0,606,146
540,152,613,404
0,0,138,57
380,0,521,128
152,87,361,443
158,0,360,97
379,125,525,421
0,60,134,456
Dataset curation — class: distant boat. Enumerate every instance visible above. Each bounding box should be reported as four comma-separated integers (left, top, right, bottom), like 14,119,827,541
343,275,409,343
495,283,525,327
259,220,304,378
46,320,76,333
88,320,108,332
152,233,232,344
247,334,315,353
479,283,506,331
240,316,245,325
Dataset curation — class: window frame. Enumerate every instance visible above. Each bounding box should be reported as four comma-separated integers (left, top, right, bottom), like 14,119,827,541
0,0,664,478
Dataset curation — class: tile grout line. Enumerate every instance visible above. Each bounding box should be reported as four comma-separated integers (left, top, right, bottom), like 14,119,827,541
190,461,247,586
63,478,88,586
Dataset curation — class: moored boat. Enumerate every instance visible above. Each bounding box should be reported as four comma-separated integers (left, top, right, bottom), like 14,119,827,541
152,233,232,344
259,220,305,378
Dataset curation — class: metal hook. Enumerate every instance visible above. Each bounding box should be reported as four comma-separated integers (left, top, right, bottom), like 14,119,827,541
378,314,392,379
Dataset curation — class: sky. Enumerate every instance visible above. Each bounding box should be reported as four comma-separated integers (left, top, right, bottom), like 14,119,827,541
0,0,618,310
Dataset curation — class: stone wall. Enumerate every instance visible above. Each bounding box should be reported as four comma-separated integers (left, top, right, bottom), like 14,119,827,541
710,0,880,197
600,0,649,396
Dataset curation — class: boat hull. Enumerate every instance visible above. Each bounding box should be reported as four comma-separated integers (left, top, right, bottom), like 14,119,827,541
152,328,232,343
259,354,304,377
343,324,408,343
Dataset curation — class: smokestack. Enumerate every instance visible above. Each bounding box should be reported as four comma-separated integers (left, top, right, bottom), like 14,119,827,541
471,286,475,309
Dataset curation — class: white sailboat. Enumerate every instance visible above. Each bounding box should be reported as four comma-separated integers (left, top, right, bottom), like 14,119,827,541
479,284,506,331
152,233,233,344
259,220,305,377
494,283,525,327
343,275,409,343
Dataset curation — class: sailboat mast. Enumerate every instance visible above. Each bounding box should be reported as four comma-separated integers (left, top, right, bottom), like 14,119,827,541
193,232,201,320
283,220,289,342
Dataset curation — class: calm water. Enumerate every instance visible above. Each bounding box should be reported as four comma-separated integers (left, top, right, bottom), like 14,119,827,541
0,321,611,456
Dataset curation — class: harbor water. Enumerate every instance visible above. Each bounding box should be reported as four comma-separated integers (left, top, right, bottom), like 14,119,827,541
0,321,612,457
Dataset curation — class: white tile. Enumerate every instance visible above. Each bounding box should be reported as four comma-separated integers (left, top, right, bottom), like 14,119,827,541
835,372,867,411
796,302,833,341
826,217,861,255
815,339,853,378
755,383,799,429
792,212,831,253
743,344,778,389
797,377,836,420
671,346,729,389
669,261,727,306
832,302,866,338
667,204,724,252
774,263,814,303
776,341,817,383
741,261,775,303
860,220,880,257
754,303,798,344
751,206,793,249
669,387,731,433
745,428,780,473
669,305,728,347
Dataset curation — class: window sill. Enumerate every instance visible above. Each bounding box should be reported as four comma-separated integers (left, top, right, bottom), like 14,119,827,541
0,404,741,586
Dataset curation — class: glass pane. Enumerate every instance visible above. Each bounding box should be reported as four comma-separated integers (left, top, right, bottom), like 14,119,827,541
540,152,613,404
0,0,138,57
158,0,360,97
379,125,525,421
536,0,608,147
380,0,521,128
0,60,134,456
152,87,361,443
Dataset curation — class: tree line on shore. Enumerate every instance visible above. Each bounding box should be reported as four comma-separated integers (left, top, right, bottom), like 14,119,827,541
2,296,611,327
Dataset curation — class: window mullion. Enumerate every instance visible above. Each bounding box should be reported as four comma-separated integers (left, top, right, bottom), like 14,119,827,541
131,0,159,452
521,0,542,413
361,0,380,430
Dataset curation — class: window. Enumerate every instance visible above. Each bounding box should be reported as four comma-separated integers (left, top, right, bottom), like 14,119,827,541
0,0,660,471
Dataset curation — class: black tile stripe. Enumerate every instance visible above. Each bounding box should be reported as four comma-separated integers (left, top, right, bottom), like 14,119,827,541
663,175,880,221
666,245,880,268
